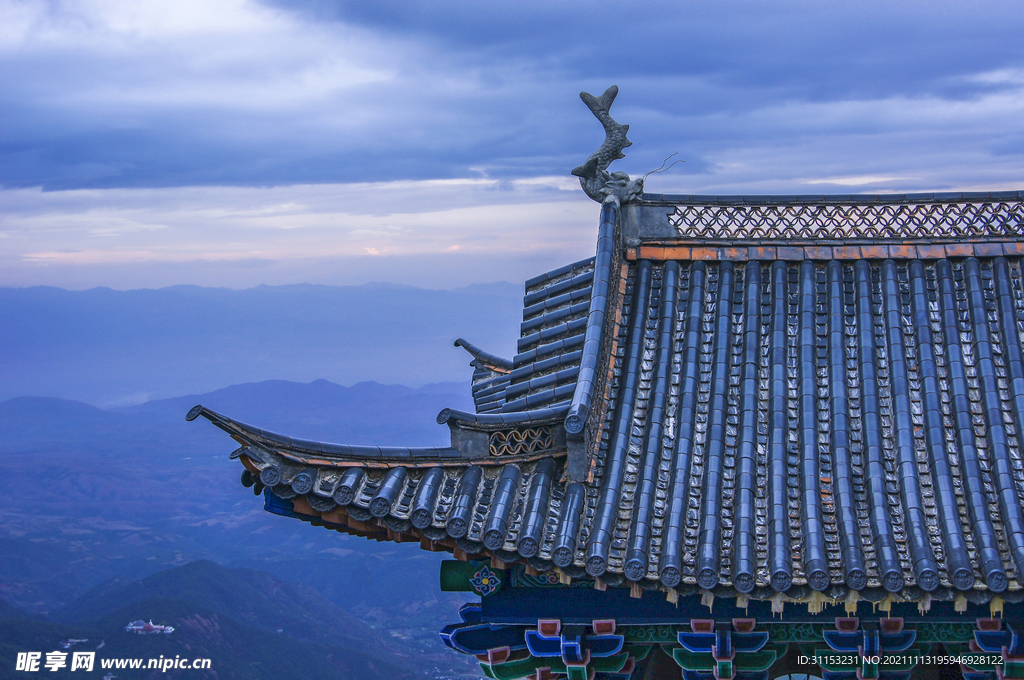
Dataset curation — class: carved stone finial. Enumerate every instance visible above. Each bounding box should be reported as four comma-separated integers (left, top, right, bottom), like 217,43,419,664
572,85,643,205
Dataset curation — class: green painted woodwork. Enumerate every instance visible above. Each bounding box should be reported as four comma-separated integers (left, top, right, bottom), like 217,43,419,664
508,564,597,589
460,613,1000,680
480,652,631,680
912,622,977,643
621,626,677,644
671,648,777,673
1003,659,1024,678
565,665,587,680
439,560,505,595
768,621,823,643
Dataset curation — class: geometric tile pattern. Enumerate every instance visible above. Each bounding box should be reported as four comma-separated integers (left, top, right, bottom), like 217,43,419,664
670,199,1024,241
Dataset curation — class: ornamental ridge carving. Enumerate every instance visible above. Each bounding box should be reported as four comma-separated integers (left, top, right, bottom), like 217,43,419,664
572,85,644,206
669,200,1024,240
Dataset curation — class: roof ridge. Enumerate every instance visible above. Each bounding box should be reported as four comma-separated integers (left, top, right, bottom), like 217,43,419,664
639,189,1024,205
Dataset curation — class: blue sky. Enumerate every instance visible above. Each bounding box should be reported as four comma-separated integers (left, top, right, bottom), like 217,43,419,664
2,0,1023,289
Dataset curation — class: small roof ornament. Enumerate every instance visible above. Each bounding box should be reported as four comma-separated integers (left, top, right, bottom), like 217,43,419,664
572,85,644,205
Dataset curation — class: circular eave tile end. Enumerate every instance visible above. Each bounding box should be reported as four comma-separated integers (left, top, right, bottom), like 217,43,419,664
623,559,646,583
410,509,433,529
952,568,975,591
585,556,607,578
808,569,830,592
770,570,792,593
733,572,754,594
259,466,281,487
697,568,719,590
660,566,681,589
552,546,573,568
291,474,313,495
186,405,204,421
917,569,939,592
369,498,391,518
446,517,468,539
882,570,905,594
986,570,1008,594
482,530,505,551
517,537,539,558
333,488,355,506
846,569,867,591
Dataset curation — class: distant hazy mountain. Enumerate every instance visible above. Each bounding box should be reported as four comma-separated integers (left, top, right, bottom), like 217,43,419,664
0,283,523,406
0,596,31,621
0,379,482,678
125,378,472,447
449,281,522,298
56,560,415,663
0,380,472,610
1,561,440,680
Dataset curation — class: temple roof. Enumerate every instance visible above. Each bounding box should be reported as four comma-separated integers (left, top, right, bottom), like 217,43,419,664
450,253,598,421
189,188,1024,608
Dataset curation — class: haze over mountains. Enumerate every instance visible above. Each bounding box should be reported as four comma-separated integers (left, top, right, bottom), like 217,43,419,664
0,281,522,406
1,561,432,680
0,282,515,678
0,379,482,678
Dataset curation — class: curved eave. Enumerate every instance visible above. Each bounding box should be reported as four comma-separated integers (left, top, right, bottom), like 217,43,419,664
188,404,568,467
454,338,513,373
437,402,570,428
187,405,461,463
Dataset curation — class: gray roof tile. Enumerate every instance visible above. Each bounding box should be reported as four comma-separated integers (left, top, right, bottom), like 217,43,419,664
192,192,1024,605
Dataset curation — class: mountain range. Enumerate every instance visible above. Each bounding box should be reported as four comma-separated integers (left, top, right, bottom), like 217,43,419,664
0,282,522,407
0,560,478,679
0,378,483,679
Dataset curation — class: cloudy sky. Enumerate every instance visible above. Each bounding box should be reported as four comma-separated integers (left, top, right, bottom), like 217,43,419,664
2,0,1023,289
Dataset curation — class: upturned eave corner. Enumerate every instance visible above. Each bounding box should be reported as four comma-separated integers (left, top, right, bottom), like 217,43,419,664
453,337,513,374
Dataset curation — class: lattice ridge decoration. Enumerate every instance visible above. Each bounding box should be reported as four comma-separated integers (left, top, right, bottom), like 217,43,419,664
669,200,1024,241
489,427,556,456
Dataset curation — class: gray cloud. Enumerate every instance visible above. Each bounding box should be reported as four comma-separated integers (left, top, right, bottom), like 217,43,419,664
0,180,597,289
1,0,1023,289
1,0,1022,191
